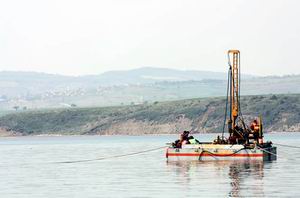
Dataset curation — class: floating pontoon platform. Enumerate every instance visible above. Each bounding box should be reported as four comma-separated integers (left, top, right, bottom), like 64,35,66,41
166,144,277,161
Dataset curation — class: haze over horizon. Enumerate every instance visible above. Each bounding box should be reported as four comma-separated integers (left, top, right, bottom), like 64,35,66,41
1,0,299,76
0,66,291,78
0,67,260,77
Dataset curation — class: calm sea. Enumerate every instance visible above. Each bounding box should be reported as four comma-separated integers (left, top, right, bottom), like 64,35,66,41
0,133,299,198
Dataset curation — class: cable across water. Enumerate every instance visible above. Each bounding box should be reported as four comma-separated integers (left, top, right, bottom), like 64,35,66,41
198,148,245,161
55,146,167,164
257,146,278,157
274,143,300,149
53,139,297,165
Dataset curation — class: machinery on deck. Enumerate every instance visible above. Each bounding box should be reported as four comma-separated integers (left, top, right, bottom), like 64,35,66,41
166,50,277,161
223,50,265,147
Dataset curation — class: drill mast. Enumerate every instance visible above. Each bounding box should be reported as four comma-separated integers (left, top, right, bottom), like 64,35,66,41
228,50,240,136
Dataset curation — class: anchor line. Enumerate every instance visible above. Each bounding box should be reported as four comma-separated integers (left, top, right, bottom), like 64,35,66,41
273,143,300,149
257,146,277,157
56,146,167,164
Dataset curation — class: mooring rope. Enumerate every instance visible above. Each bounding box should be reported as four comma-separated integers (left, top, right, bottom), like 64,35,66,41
257,146,277,157
273,143,300,149
55,142,300,164
55,146,167,164
198,148,245,160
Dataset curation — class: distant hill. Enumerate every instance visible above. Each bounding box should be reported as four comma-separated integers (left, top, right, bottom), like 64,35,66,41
0,67,254,90
0,68,226,96
0,94,299,136
0,71,76,96
1,68,300,111
92,67,253,84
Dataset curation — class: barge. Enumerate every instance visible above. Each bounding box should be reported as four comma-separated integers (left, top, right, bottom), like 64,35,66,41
166,50,277,161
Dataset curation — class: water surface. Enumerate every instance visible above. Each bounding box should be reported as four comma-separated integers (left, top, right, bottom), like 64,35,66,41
0,133,299,197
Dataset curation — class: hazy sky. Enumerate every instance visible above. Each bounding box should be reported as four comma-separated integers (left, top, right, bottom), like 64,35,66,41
0,0,299,76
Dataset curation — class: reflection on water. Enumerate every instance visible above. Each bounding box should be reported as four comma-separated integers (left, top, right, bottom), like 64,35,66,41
1,134,300,197
228,161,265,197
167,160,271,197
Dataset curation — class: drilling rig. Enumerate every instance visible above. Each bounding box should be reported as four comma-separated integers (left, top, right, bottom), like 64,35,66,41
227,50,241,138
226,50,263,146
166,50,277,161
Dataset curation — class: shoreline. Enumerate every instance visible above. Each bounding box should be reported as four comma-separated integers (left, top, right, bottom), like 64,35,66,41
0,131,299,138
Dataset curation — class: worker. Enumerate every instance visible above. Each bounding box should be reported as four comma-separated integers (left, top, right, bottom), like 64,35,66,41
181,131,190,146
250,119,261,144
250,119,260,132
172,131,189,148
182,131,190,140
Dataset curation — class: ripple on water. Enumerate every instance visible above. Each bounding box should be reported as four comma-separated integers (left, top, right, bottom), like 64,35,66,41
0,134,299,197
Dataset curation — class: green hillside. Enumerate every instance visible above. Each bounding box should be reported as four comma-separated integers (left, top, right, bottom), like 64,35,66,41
0,94,299,136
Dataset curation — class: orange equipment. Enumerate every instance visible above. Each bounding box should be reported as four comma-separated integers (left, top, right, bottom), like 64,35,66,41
221,50,265,146
227,50,241,137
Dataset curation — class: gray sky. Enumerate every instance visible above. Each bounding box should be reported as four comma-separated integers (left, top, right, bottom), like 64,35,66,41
0,0,299,76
